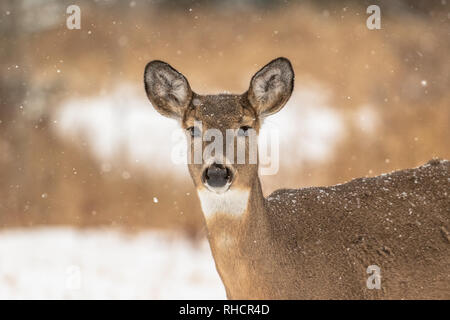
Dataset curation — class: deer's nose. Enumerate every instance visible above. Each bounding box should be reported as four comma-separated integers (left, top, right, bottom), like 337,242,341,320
202,163,233,189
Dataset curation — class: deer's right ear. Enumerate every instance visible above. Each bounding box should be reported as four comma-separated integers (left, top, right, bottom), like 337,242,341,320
247,57,294,117
144,60,192,119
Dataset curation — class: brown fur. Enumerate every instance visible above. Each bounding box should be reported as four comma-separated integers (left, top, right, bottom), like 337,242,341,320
208,159,450,299
144,58,450,299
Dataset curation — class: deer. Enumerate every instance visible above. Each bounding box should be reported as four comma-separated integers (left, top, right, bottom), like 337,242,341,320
144,57,450,299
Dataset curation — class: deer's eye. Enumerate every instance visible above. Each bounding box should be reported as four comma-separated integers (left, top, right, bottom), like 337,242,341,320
187,126,201,138
237,126,252,137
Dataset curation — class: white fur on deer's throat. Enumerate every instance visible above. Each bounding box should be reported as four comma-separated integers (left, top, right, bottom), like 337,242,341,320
197,188,250,218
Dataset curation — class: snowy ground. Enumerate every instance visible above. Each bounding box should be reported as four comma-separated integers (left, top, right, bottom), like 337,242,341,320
0,228,226,299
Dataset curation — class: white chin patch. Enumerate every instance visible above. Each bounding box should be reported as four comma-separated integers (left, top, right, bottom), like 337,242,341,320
197,188,250,219
203,182,231,194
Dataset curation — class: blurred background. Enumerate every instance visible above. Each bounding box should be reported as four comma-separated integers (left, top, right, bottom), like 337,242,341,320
0,0,449,299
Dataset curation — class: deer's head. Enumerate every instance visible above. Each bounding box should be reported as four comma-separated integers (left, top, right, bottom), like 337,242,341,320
144,58,294,197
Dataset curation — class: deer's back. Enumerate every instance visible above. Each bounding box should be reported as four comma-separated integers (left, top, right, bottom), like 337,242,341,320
264,159,450,299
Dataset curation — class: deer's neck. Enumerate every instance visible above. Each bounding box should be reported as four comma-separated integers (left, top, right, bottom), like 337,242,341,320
197,178,271,298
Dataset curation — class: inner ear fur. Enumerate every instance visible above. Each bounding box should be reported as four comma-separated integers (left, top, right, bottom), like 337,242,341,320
247,57,294,117
144,60,193,119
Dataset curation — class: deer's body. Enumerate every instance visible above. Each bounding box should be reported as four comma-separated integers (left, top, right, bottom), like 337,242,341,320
205,159,450,299
144,57,450,299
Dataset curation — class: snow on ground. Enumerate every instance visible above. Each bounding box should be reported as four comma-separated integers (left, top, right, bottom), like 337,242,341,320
0,228,226,299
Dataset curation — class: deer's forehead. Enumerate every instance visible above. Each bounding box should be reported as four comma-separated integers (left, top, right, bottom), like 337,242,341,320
185,95,254,128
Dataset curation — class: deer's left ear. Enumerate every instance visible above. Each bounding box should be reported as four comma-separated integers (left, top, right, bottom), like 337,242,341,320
144,60,192,120
247,57,294,117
